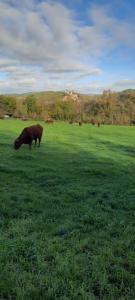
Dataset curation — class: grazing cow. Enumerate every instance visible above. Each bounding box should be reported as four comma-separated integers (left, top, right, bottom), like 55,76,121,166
90,119,95,125
79,121,82,126
21,116,28,121
45,117,54,124
14,124,43,150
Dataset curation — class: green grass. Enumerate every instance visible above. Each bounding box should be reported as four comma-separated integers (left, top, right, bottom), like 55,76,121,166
0,120,135,300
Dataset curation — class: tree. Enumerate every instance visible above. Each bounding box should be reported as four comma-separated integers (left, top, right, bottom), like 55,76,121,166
50,99,75,120
0,95,16,115
99,90,119,124
24,95,37,116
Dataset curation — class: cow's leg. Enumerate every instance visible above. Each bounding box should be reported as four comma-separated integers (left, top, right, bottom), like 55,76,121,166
38,138,40,147
34,138,37,147
29,140,32,150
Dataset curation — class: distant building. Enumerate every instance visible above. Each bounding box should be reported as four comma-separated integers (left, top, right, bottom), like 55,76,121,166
63,90,79,102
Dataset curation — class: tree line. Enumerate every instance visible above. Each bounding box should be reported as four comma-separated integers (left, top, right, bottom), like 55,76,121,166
0,89,135,125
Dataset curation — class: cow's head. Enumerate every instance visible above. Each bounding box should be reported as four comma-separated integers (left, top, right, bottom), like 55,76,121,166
14,138,21,150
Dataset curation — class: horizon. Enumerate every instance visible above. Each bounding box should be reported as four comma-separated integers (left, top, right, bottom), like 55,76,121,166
0,0,135,94
1,88,135,97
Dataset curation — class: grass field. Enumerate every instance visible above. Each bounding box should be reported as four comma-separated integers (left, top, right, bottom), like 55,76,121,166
0,120,135,300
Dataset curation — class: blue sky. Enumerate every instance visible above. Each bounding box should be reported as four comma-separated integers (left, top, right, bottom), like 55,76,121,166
0,0,135,94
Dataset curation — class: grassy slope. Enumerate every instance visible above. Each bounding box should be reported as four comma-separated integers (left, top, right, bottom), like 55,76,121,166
0,120,135,300
15,91,65,103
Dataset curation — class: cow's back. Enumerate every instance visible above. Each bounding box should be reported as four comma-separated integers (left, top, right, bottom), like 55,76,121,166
27,124,43,138
19,124,43,140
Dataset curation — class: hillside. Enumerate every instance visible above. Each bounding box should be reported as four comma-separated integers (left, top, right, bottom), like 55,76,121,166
15,91,65,103
9,89,135,103
118,89,135,101
1,88,135,125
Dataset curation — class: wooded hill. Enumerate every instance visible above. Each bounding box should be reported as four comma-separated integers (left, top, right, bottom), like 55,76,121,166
0,89,135,125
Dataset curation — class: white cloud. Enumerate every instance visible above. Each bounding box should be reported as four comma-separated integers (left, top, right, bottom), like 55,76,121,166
89,4,135,47
114,79,135,87
0,0,134,93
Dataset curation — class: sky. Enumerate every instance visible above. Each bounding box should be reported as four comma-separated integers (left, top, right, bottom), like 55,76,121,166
0,0,135,94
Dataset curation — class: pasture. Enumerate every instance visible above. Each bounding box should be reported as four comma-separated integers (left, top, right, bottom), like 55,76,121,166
0,119,135,300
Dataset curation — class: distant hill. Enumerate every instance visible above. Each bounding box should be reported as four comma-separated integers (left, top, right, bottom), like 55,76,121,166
118,89,135,101
2,89,135,103
119,89,135,94
14,91,65,103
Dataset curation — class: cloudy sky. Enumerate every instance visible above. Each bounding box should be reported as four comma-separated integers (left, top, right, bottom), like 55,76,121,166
0,0,135,94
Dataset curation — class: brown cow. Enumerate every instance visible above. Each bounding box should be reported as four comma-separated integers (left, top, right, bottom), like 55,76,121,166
91,120,95,125
79,121,82,126
14,124,43,150
21,116,28,121
45,117,54,124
